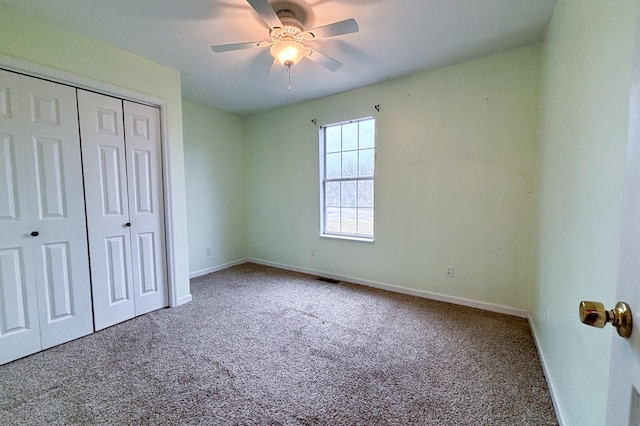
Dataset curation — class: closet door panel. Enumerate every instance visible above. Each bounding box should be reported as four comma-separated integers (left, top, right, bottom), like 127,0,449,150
0,133,19,221
0,70,42,364
124,101,167,316
78,89,135,330
0,247,40,364
0,249,31,331
19,77,93,348
105,235,130,302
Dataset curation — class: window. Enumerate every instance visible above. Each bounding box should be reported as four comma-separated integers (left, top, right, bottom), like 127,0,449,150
320,117,375,240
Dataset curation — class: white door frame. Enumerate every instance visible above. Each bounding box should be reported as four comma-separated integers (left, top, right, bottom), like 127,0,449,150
0,53,180,308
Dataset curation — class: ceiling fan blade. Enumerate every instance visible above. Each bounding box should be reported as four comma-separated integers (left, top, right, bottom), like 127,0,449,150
247,0,283,29
306,48,342,72
303,18,359,40
211,41,271,53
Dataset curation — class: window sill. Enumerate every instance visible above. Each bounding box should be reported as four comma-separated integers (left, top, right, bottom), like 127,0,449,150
319,234,375,243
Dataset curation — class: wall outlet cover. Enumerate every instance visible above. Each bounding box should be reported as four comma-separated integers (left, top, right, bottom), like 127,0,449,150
445,266,454,277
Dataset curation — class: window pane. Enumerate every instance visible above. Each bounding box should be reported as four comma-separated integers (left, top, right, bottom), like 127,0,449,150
326,153,341,178
325,182,340,207
341,181,356,207
358,180,374,208
325,207,341,233
359,119,375,149
326,126,341,153
321,118,375,239
357,208,374,236
342,122,358,151
358,149,374,177
342,151,357,178
341,208,357,234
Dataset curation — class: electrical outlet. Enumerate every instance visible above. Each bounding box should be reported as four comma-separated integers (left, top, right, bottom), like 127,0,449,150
542,306,548,326
311,248,316,257
205,247,211,256
445,266,453,278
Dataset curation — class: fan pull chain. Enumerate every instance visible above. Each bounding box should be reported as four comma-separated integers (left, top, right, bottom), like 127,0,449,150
287,65,292,92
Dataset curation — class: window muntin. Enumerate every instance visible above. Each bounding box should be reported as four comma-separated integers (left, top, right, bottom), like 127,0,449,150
321,117,375,239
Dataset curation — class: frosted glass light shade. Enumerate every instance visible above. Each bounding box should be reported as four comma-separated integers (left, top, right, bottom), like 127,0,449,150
270,41,307,66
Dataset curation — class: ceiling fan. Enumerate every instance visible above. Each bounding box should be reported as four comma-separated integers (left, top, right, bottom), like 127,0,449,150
211,0,359,73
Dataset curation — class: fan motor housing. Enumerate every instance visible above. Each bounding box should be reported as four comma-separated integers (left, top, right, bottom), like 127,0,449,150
278,12,303,33
271,1,313,27
270,9,305,42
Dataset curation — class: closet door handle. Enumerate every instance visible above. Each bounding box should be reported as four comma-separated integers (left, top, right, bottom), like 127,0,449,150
30,231,39,237
125,222,131,227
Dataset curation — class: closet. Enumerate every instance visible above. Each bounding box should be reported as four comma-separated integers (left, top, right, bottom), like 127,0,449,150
0,70,167,365
78,90,167,331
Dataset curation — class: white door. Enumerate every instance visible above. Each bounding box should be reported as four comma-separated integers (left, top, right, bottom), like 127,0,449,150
78,91,167,330
0,69,93,364
78,90,135,330
606,11,640,424
0,70,42,363
123,101,168,316
20,74,94,349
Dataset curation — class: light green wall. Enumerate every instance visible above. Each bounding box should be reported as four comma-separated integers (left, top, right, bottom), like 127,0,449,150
0,3,191,300
247,45,541,311
533,0,637,424
8,1,637,421
182,99,247,274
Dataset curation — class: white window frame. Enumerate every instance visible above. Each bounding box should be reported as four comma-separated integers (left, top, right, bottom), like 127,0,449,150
319,117,375,242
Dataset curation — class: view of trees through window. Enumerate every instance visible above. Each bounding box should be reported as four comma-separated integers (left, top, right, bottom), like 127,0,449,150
321,117,375,238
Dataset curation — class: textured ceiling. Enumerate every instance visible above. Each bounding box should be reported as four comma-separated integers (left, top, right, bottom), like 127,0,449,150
3,0,557,116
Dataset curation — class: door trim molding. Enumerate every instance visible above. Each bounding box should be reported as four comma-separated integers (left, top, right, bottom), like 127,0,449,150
0,53,180,308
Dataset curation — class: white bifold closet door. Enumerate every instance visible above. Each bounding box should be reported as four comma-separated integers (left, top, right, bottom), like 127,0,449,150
0,69,93,365
77,90,167,331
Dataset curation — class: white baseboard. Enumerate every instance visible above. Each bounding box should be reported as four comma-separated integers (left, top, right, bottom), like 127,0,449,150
249,258,528,318
189,258,249,279
176,294,192,306
529,318,566,426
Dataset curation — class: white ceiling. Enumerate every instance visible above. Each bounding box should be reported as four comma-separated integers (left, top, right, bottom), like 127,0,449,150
3,0,557,116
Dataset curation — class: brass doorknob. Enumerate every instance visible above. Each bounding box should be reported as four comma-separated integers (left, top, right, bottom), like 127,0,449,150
579,301,633,338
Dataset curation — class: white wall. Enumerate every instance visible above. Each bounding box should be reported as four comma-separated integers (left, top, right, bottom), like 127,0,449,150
246,45,541,312
182,99,248,276
532,0,638,424
0,3,191,301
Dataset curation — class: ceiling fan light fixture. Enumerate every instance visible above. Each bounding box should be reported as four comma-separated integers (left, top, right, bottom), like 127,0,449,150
211,0,358,75
270,40,309,66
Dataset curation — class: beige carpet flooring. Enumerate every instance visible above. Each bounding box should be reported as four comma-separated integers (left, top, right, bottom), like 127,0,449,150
0,263,558,425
